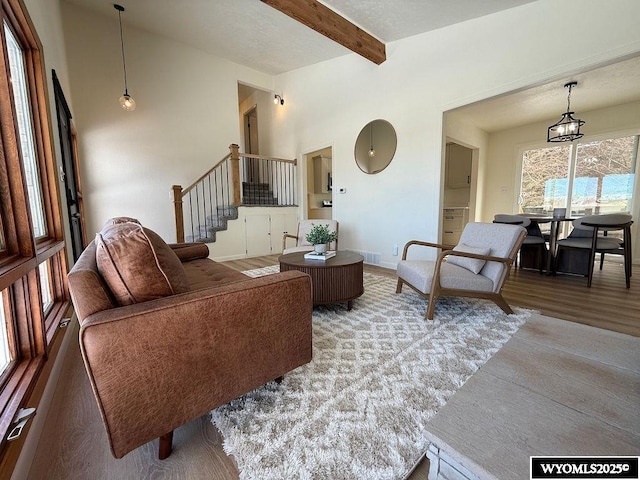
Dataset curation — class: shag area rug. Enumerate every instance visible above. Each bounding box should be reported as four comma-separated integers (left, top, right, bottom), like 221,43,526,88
211,267,532,480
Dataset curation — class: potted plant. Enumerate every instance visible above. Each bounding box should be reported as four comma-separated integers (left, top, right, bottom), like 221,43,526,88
305,223,337,254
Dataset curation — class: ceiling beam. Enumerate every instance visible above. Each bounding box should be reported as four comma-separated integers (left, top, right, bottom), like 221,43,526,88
260,0,386,65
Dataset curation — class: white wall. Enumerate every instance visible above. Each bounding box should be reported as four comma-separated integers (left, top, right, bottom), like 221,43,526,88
61,4,274,241
272,0,640,268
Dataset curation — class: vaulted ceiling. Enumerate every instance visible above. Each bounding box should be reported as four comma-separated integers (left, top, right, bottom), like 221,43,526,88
64,0,537,74
63,0,640,132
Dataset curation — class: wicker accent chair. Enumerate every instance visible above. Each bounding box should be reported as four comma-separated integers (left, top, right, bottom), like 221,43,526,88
396,222,526,320
553,213,633,288
493,214,547,273
282,219,339,254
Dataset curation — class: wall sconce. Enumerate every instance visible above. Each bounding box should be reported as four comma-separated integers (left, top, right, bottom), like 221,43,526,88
273,94,284,106
114,4,135,111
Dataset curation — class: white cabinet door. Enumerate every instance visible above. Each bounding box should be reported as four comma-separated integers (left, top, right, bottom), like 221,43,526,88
245,214,271,257
246,212,298,255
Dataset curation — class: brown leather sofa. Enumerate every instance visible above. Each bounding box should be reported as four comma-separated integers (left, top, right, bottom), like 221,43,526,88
67,219,312,460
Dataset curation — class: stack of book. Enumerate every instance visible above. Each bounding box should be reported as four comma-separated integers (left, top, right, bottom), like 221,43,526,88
303,251,336,261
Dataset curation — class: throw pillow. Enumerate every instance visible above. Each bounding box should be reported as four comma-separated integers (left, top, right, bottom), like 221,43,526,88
447,243,491,274
102,216,141,229
95,222,190,306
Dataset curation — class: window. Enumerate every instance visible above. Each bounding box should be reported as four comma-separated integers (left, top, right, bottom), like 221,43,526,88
0,290,10,376
519,135,639,215
0,0,70,451
5,22,47,239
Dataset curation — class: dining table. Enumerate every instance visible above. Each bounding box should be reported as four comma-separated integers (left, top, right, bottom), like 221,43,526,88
525,215,576,273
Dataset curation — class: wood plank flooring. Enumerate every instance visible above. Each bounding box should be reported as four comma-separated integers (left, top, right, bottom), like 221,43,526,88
24,256,638,479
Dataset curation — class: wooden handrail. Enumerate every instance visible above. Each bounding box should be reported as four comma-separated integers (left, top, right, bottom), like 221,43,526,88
240,153,297,165
182,152,232,197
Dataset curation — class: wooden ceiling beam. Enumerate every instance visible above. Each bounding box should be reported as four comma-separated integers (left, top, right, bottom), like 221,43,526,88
260,0,386,65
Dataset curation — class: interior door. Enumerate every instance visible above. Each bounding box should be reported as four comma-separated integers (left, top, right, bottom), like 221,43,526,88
245,214,271,256
243,107,259,183
53,70,85,261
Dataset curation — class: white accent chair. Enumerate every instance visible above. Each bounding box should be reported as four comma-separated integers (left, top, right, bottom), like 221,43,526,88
396,222,526,320
282,220,339,255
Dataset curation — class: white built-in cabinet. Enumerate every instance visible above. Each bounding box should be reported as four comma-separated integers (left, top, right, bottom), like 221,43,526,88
445,143,472,188
245,212,298,257
442,208,469,246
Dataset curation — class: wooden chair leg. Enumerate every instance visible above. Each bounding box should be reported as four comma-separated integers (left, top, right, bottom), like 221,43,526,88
493,294,514,315
274,375,284,384
395,278,404,293
538,244,544,274
600,252,605,270
426,295,437,320
159,431,173,460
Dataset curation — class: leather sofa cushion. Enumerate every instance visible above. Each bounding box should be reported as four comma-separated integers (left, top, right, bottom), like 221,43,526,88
168,242,210,261
96,222,190,305
183,258,249,291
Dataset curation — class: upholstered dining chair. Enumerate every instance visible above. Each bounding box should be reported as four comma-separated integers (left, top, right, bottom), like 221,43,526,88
493,214,547,273
553,213,633,288
396,222,526,320
282,219,339,254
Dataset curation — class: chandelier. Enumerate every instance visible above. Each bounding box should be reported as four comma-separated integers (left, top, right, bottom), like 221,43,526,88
547,81,584,142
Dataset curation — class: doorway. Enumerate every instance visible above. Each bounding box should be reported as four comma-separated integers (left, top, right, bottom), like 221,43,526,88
305,147,333,220
53,70,85,261
243,106,259,183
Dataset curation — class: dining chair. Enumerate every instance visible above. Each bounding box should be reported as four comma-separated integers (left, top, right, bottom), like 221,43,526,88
282,219,339,254
553,213,633,287
396,222,526,320
493,214,547,273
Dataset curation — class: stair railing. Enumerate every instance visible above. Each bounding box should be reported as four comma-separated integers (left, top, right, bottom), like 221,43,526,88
173,144,297,242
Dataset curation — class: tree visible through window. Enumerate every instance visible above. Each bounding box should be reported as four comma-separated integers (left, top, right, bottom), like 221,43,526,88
519,136,638,215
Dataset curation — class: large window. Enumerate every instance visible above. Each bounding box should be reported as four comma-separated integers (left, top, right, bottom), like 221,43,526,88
519,135,638,215
0,0,70,451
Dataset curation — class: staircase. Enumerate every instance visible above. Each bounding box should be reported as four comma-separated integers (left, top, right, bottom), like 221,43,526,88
185,205,238,243
242,182,279,205
173,145,297,244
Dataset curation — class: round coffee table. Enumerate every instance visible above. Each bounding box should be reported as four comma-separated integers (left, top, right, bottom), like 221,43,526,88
278,251,364,310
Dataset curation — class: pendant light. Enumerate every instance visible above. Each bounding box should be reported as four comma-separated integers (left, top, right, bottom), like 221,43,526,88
547,81,584,142
368,122,376,157
114,4,135,111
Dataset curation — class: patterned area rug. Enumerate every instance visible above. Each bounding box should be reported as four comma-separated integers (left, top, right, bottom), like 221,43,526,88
211,267,532,480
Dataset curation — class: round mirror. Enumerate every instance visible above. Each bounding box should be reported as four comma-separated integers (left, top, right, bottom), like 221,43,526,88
354,119,397,174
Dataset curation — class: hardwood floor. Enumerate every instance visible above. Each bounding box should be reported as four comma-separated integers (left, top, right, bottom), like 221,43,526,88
24,255,637,479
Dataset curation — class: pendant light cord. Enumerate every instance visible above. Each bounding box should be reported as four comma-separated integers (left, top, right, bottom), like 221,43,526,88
117,8,129,95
